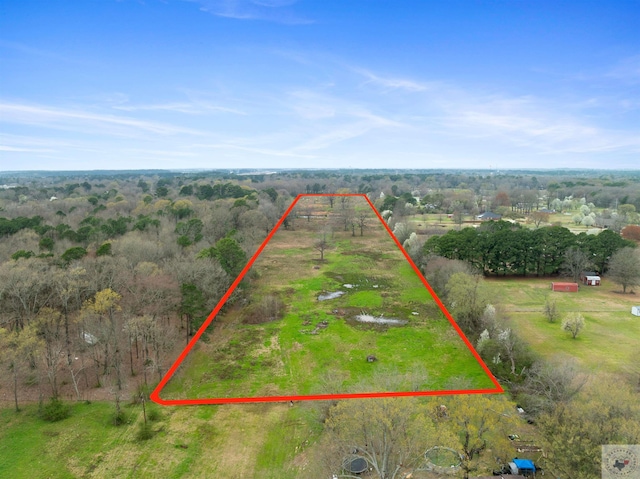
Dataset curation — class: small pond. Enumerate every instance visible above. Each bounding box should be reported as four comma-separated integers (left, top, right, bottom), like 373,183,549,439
354,314,407,325
318,291,345,301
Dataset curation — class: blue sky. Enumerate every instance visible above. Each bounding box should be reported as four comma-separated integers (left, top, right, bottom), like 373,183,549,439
1,0,639,170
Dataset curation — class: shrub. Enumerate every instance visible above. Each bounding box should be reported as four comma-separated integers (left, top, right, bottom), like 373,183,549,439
111,409,128,426
40,398,71,422
136,422,154,441
96,242,112,256
562,313,585,339
242,294,285,324
147,405,162,422
544,298,560,323
39,237,54,251
11,250,35,260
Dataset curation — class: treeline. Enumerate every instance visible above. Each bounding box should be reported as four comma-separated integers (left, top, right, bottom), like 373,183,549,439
423,221,634,276
0,174,295,412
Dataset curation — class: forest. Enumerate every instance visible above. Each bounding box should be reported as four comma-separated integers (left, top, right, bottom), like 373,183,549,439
0,169,639,479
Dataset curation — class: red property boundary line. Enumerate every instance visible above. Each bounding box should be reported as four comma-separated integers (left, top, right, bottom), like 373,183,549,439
151,194,503,406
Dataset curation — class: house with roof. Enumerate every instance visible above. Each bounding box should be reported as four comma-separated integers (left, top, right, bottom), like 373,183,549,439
476,211,502,221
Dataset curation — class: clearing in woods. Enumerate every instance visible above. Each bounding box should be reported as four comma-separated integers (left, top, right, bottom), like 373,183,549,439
155,195,499,404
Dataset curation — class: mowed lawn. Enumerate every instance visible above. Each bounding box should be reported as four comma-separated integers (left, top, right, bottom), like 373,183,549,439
485,276,640,375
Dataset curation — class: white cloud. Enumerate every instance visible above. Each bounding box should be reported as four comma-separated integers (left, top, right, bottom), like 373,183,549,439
113,102,246,115
0,145,54,153
438,94,640,154
0,102,205,137
183,0,312,24
353,68,436,93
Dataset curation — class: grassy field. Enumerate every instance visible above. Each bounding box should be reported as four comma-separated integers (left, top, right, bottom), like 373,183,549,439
0,399,325,479
484,276,640,376
405,208,609,235
161,196,495,401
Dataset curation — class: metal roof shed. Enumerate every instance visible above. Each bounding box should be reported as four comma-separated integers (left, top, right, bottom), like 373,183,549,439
551,282,578,292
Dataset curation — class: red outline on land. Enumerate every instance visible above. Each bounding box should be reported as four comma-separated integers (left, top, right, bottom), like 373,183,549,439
151,194,503,406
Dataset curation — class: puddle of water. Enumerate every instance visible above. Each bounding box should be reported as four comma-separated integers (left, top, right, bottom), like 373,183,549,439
354,314,407,325
318,291,345,301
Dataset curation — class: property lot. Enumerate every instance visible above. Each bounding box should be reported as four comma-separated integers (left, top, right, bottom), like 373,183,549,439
484,276,640,377
161,196,496,401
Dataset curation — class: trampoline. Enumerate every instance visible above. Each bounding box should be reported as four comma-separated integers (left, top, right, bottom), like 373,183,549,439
343,456,368,474
421,446,462,472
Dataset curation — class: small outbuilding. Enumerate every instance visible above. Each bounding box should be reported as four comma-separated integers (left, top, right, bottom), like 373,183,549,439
510,458,536,477
551,282,578,292
632,306,640,317
583,275,601,286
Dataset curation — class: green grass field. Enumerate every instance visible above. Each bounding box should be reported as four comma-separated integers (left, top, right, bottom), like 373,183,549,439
0,400,322,479
161,197,495,401
484,276,640,375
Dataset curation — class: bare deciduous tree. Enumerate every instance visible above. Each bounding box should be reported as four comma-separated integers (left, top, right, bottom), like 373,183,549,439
321,397,436,479
561,247,592,283
314,228,332,261
608,247,640,293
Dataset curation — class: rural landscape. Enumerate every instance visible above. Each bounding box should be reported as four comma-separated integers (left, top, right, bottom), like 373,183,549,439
2,1,640,477
0,169,639,478
159,194,497,404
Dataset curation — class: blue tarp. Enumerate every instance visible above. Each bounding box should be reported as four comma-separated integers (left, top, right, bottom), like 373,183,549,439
513,458,536,471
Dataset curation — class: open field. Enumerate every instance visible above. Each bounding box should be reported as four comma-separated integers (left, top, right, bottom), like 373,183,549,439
0,394,536,479
485,276,640,376
161,196,495,401
406,211,607,235
0,400,324,479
